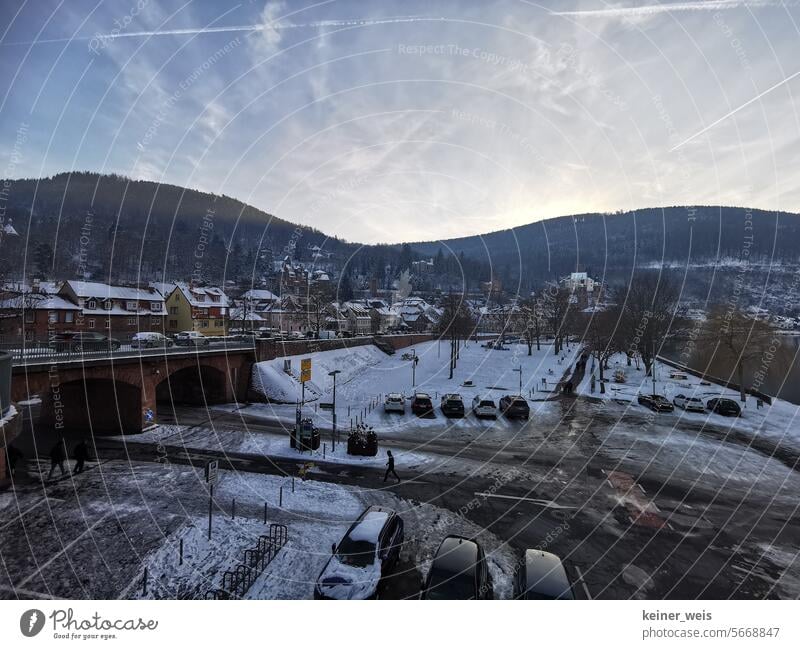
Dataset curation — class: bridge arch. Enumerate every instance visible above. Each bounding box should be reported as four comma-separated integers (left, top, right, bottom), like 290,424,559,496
43,377,142,436
156,364,230,407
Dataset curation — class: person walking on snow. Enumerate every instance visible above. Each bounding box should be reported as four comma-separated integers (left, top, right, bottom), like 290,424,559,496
72,439,89,474
47,438,68,479
383,450,400,483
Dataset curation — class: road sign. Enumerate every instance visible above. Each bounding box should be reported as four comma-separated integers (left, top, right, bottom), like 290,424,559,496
300,358,312,383
205,459,219,485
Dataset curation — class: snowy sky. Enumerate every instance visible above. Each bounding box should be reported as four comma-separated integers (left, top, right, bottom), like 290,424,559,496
1,1,799,243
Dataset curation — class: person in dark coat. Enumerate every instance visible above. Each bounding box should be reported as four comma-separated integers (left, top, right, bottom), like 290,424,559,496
72,439,90,474
48,438,68,479
383,450,400,483
5,444,23,477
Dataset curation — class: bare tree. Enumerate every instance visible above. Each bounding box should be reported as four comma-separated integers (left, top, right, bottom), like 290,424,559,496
438,293,475,379
618,273,679,376
582,305,624,382
516,296,544,355
701,307,778,402
541,284,575,355
305,283,334,335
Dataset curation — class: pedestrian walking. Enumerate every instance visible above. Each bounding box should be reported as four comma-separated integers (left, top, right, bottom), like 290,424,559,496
72,439,90,475
48,438,68,479
383,450,400,483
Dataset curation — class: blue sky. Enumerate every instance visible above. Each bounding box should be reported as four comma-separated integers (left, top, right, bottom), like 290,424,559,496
1,0,799,243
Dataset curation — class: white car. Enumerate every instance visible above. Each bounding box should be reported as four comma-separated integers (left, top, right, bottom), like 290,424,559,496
384,393,405,414
472,396,497,419
672,394,706,412
174,331,210,347
131,332,173,349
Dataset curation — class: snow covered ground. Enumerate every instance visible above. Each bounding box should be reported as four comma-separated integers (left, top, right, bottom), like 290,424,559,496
129,467,518,599
246,340,580,430
577,352,800,456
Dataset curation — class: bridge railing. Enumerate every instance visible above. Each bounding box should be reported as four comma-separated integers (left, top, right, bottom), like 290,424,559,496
1,335,257,365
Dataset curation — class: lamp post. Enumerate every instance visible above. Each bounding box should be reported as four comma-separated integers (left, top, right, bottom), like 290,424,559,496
513,366,522,395
328,369,341,451
410,347,416,388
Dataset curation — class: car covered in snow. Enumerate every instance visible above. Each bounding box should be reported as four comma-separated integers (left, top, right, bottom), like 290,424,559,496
440,393,465,418
130,331,174,349
420,536,492,600
513,550,574,600
472,396,497,419
384,393,406,414
411,392,434,417
173,330,210,346
637,393,674,412
672,394,705,412
314,506,404,600
707,397,741,417
499,395,530,420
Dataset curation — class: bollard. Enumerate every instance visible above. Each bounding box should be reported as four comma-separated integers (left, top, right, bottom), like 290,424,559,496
323,443,326,458
264,502,268,524
142,567,148,596
279,486,283,507
292,477,295,493
232,498,236,520
179,539,183,566
348,405,351,416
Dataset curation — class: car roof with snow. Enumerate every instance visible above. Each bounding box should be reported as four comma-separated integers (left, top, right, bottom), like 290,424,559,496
348,509,391,543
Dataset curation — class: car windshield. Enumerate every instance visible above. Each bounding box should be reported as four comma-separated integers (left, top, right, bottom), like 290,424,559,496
426,571,475,599
479,401,494,408
335,538,377,568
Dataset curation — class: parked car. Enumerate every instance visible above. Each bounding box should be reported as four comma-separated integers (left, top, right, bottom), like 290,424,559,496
707,397,741,417
672,394,705,412
174,331,210,347
50,331,121,353
314,506,404,600
440,393,465,418
384,393,406,414
472,395,497,419
411,392,434,417
130,331,174,349
499,395,530,420
637,393,674,412
420,536,492,600
513,550,574,600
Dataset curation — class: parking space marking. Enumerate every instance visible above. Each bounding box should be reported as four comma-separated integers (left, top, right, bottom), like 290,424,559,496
0,496,62,532
574,565,592,600
15,512,113,588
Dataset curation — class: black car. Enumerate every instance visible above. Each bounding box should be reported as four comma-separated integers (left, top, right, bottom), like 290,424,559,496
513,550,574,600
440,393,465,418
637,393,674,412
314,507,404,600
420,536,492,600
411,392,434,417
50,331,121,353
707,397,742,417
499,395,530,420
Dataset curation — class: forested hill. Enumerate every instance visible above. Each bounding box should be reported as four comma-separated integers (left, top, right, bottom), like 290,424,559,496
0,172,351,283
409,206,800,289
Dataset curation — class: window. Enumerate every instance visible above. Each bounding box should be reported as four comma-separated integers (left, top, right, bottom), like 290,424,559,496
128,317,136,325
200,320,208,328
215,320,224,327
169,306,178,315
88,319,95,329
25,330,34,342
104,300,113,310
211,294,220,302
24,310,35,324
126,301,137,311
48,311,58,324
151,302,162,312
169,319,178,329
151,318,160,326
65,312,74,324
87,299,96,310
104,319,110,328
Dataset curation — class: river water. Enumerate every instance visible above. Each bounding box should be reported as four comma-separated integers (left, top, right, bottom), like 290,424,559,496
662,335,800,405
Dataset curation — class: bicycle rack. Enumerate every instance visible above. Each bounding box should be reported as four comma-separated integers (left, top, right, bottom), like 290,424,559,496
211,523,289,599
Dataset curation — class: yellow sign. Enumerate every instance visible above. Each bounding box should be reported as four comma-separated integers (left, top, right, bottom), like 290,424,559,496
300,358,312,383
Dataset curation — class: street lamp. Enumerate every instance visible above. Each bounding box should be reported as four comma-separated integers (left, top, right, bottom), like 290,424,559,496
410,348,416,388
328,369,341,451
513,366,522,395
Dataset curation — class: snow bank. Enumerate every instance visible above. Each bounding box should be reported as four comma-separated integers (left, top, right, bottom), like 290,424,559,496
251,344,388,403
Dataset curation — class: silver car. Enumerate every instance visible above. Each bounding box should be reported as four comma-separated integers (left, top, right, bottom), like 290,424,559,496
384,393,406,414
